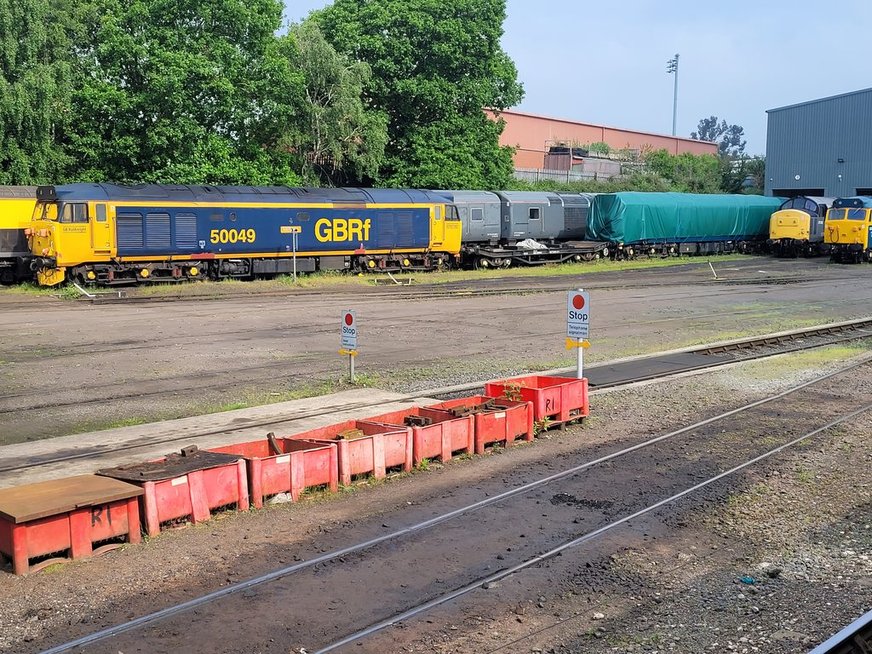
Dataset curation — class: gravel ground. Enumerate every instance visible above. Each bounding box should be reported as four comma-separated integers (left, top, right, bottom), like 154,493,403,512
1,345,869,653
367,356,872,654
3,256,872,444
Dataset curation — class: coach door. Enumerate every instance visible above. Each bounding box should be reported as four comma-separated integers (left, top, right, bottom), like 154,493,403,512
91,203,112,254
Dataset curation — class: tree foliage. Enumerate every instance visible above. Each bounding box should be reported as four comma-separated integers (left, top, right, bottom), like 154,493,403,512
283,22,388,185
316,0,524,189
64,0,307,184
691,116,747,158
0,0,74,183
644,149,722,193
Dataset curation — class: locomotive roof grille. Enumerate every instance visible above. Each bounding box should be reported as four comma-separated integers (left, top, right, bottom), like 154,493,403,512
36,186,58,201
42,183,452,206
832,196,872,209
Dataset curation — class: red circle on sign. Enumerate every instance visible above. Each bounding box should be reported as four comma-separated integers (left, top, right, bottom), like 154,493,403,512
344,313,353,326
572,295,585,310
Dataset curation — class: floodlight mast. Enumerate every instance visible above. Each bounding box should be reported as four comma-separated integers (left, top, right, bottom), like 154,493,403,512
667,53,679,136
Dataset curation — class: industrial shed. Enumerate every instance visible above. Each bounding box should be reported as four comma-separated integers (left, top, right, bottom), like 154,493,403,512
487,110,718,176
765,88,872,197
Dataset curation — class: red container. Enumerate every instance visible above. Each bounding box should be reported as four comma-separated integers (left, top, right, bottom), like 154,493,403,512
288,420,412,486
365,407,474,466
99,450,250,538
485,375,589,426
0,475,143,575
429,395,534,454
210,437,338,508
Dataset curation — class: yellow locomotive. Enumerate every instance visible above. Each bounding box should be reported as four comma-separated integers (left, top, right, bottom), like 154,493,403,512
28,184,462,285
824,196,872,263
768,196,832,257
0,186,38,283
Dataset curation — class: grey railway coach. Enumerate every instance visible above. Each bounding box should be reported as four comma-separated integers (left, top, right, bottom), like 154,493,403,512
438,189,607,268
435,190,502,243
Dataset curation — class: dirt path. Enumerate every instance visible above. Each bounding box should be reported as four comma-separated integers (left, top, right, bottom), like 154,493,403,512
2,258,871,443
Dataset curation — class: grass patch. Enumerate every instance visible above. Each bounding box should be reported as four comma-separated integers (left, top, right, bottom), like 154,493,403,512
795,465,815,483
104,416,150,430
2,282,82,300
731,342,872,381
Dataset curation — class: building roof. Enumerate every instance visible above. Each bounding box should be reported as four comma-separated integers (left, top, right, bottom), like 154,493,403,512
493,109,716,146
767,87,872,113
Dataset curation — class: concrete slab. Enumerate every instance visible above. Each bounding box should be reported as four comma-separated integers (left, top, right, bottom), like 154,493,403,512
586,352,732,388
0,389,437,488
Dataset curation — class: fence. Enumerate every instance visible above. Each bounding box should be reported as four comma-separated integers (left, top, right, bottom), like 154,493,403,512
513,168,621,183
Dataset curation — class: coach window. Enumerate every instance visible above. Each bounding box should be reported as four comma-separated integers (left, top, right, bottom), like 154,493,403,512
96,204,107,222
529,207,541,220
471,208,484,221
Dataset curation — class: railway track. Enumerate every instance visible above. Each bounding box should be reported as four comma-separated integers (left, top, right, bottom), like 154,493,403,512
0,255,842,309
53,266,842,306
35,354,872,654
4,306,869,416
808,609,872,654
4,318,872,478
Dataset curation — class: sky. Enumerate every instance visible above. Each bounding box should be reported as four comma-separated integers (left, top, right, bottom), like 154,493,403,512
284,1,872,155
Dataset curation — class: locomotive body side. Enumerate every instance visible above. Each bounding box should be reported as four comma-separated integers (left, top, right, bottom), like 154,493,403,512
29,184,461,285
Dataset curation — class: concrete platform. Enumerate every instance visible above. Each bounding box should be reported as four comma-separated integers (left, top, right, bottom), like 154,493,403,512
586,351,732,388
0,389,436,489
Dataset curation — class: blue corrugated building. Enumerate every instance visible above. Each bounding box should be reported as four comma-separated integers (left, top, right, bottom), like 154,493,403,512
765,88,872,198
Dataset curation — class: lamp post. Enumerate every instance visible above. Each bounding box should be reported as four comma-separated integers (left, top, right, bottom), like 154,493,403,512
667,53,679,136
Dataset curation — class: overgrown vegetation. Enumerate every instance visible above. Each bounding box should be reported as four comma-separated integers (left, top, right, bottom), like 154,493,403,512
1,0,523,190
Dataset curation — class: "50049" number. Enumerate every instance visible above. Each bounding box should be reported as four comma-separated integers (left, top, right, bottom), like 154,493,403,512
210,228,256,244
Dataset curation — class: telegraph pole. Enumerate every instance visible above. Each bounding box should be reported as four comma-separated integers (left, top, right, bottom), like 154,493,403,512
667,53,679,136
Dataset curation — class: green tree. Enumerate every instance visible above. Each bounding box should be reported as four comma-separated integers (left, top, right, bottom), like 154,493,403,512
691,116,747,158
65,0,307,185
284,21,388,185
316,0,524,189
644,149,722,193
0,0,75,183
720,155,766,194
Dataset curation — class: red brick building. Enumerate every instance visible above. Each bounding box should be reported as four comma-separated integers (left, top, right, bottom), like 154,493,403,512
489,109,718,170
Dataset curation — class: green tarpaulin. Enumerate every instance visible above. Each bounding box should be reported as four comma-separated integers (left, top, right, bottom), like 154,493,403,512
587,192,784,243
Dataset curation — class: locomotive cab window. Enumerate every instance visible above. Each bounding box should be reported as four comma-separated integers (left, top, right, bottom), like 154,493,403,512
529,207,541,220
434,206,442,220
37,203,58,220
60,203,89,224
449,205,460,221
95,204,107,222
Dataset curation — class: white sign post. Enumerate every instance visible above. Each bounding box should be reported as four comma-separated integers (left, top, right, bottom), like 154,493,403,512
340,310,358,382
566,289,590,379
281,225,302,282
